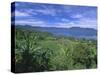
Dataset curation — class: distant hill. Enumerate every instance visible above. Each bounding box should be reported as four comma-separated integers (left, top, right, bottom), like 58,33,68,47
15,25,97,39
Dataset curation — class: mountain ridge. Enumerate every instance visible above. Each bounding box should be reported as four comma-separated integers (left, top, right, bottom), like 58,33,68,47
14,25,97,39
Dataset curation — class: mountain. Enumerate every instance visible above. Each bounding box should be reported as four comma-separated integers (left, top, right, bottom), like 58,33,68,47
15,25,97,39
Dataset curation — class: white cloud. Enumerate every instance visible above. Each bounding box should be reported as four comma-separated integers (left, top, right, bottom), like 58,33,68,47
50,17,97,29
15,10,31,17
71,14,83,18
34,9,56,16
25,9,38,15
15,19,47,27
30,5,57,16
61,18,69,22
15,17,97,29
75,18,97,29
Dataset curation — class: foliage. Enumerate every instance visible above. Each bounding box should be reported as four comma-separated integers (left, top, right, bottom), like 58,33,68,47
15,28,97,73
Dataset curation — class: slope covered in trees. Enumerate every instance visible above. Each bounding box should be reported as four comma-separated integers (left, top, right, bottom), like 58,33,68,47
14,27,97,73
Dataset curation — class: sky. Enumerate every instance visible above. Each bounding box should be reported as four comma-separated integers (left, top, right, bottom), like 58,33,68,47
11,2,97,29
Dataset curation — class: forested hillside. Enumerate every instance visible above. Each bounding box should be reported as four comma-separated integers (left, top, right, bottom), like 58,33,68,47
14,27,97,73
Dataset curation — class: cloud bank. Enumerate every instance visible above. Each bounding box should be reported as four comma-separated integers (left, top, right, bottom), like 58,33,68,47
12,2,97,29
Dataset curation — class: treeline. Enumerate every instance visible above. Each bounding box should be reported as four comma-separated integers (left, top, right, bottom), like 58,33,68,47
15,28,97,73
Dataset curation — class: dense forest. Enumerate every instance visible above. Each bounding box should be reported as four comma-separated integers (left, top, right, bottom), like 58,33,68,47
14,27,97,73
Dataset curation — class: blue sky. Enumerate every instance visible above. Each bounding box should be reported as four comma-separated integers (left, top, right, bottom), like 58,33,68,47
12,2,97,29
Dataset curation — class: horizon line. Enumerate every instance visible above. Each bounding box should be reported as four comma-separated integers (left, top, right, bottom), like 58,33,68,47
14,24,97,30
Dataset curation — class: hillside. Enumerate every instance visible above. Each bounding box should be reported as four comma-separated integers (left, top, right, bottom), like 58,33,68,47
13,26,97,73
15,25,97,39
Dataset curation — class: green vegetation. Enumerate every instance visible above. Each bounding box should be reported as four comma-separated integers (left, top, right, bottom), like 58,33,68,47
15,28,97,73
